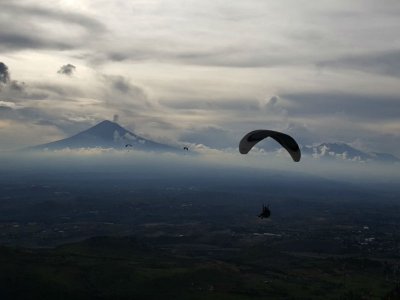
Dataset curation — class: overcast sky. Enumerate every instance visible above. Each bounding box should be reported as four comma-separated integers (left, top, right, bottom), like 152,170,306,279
0,0,399,156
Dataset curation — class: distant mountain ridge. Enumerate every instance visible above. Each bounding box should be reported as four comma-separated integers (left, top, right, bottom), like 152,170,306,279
27,121,399,163
302,142,399,163
29,120,178,153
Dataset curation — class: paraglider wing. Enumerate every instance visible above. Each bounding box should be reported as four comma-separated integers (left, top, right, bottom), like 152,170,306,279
239,130,301,162
125,144,133,147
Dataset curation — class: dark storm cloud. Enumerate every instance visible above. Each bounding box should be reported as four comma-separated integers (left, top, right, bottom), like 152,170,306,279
58,64,76,76
282,92,400,121
0,62,10,84
319,50,400,77
0,2,105,52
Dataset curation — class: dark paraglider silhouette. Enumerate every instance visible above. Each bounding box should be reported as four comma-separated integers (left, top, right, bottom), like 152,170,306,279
258,204,271,219
183,146,189,151
239,129,301,162
125,144,133,148
239,129,300,218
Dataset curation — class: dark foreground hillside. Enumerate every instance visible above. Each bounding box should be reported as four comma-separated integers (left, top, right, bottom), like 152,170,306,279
1,164,400,299
1,234,400,300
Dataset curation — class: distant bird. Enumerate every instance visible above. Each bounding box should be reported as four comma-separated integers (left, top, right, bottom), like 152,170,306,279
183,146,189,151
258,204,271,219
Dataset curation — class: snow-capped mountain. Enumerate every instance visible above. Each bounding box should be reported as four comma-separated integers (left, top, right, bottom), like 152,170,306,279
29,120,178,153
302,143,399,163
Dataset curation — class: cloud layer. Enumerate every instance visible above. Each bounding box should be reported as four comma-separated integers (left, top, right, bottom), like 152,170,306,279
0,0,399,157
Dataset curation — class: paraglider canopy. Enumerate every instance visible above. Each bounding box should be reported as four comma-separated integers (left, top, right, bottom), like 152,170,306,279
183,146,189,151
239,130,301,162
125,144,133,147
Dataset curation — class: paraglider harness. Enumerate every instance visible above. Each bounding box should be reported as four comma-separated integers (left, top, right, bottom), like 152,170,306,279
258,204,271,219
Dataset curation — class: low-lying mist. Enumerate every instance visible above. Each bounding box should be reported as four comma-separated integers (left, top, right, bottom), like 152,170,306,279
0,148,398,192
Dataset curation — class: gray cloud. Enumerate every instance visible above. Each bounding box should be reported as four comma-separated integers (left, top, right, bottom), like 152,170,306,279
318,50,400,78
57,64,76,76
0,103,98,138
0,32,73,52
85,1,400,69
180,126,236,149
0,0,399,158
9,80,25,92
102,46,301,68
0,2,105,53
266,95,278,108
268,92,400,155
282,92,400,121
0,81,48,102
179,122,314,151
0,67,154,140
0,101,16,109
0,63,44,101
101,75,150,109
263,96,288,116
161,97,259,111
34,119,57,127
0,62,10,84
0,64,100,139
110,77,132,94
2,0,399,72
285,122,315,146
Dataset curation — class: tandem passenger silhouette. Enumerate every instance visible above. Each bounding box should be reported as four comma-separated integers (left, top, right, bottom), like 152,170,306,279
258,204,271,219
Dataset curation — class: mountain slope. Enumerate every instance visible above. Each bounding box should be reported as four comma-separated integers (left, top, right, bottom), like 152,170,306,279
302,142,399,163
29,120,178,152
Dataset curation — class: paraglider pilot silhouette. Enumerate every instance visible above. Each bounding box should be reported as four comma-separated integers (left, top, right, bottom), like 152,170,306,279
239,129,301,219
259,204,271,219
